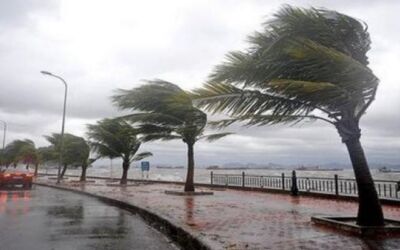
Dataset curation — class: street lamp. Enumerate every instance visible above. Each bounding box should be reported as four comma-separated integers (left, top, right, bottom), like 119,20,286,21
40,71,68,184
0,120,6,150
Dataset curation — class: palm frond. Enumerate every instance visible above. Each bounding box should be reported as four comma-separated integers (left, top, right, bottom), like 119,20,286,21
198,132,233,142
193,81,312,117
131,152,153,161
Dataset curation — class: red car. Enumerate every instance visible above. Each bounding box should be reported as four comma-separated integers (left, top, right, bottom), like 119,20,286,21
0,167,33,189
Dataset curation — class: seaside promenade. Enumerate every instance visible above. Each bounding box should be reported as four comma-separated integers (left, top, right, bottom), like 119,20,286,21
36,177,400,250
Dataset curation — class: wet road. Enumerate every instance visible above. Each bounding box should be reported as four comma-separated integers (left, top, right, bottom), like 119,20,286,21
0,186,178,250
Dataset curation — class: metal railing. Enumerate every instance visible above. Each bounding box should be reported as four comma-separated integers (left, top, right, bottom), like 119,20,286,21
210,171,400,200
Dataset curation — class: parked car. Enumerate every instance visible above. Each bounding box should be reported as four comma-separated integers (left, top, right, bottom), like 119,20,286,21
0,167,33,189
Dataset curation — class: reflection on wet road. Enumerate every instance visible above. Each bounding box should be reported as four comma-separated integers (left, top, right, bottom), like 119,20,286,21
0,186,177,250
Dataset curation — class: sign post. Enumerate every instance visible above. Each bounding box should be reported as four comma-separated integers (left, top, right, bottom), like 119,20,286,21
141,161,150,179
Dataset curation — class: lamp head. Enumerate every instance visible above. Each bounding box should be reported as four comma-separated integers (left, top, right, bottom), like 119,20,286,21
40,71,53,76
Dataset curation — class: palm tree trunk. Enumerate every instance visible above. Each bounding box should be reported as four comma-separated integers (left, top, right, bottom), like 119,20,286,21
184,143,195,192
34,163,39,177
336,117,384,226
80,163,87,182
60,164,67,178
345,138,384,226
120,158,130,185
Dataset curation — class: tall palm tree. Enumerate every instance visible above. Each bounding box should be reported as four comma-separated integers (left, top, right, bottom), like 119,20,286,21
193,5,383,226
87,118,152,184
112,80,231,192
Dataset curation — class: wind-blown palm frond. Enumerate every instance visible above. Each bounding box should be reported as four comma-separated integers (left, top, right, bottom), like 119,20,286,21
194,5,377,127
131,152,153,161
193,82,312,118
199,132,233,142
121,112,184,126
112,79,192,114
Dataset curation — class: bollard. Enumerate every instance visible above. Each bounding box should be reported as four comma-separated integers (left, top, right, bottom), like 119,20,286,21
242,172,245,187
210,171,213,185
281,173,285,190
334,174,339,196
290,170,298,196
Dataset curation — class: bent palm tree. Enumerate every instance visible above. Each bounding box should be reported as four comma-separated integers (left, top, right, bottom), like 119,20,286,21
44,133,93,179
3,139,38,169
17,140,40,174
37,146,56,176
112,80,231,192
87,118,152,184
193,5,383,226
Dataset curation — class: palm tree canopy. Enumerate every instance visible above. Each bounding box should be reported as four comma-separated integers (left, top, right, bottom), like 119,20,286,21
87,118,152,162
3,139,38,165
44,133,90,166
193,5,377,127
37,146,57,163
113,80,231,144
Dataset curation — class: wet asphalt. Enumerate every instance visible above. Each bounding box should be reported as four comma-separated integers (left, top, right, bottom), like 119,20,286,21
0,185,178,250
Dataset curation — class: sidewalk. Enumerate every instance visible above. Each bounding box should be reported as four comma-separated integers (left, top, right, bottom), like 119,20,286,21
36,177,400,250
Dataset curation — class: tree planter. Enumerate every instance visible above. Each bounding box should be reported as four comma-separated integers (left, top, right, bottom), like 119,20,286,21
311,216,400,237
165,190,214,196
106,183,140,187
69,180,96,183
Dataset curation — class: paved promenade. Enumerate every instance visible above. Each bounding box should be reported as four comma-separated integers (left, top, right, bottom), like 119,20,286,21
37,177,400,250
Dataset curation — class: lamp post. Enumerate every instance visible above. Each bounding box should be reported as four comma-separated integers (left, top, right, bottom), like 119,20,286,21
40,71,68,184
0,120,6,169
0,120,6,150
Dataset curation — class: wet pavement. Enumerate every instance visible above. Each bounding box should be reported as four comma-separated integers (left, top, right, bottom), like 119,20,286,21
0,186,177,250
36,177,400,250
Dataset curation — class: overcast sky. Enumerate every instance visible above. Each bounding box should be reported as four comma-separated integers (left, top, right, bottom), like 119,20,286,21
0,0,399,167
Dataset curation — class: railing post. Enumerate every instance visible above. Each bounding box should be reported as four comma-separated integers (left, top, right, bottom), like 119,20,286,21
210,171,213,185
242,171,245,187
290,170,298,196
334,174,339,196
281,173,285,190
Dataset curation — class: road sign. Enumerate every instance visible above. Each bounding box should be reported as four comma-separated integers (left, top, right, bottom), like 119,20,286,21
141,161,150,171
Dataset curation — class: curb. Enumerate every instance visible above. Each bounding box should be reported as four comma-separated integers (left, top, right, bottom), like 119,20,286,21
34,182,211,250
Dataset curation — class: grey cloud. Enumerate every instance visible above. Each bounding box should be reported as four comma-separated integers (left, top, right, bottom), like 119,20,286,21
0,0,399,166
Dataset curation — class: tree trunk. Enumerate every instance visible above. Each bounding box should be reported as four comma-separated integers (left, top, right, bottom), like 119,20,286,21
184,143,195,192
345,138,384,226
120,158,130,185
80,163,87,182
60,164,68,178
34,163,39,177
335,117,384,226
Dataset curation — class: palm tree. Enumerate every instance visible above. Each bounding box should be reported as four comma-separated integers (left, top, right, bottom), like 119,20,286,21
112,80,231,192
193,5,383,226
17,140,41,173
36,146,56,176
44,133,93,179
3,139,39,169
87,118,152,184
